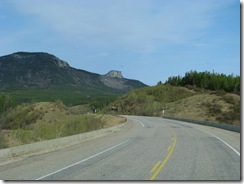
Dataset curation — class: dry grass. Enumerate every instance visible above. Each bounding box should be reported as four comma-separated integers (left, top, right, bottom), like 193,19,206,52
0,102,126,149
68,104,91,115
108,85,240,126
101,115,126,128
164,92,240,125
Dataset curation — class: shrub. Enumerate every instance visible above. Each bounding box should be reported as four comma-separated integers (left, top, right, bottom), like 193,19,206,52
83,115,105,132
54,99,67,111
209,104,222,115
214,90,226,96
62,118,85,136
0,103,44,129
0,134,7,149
222,95,235,105
0,94,16,113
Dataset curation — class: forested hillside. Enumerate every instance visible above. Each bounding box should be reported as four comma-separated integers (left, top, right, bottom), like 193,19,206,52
164,70,240,94
0,52,146,105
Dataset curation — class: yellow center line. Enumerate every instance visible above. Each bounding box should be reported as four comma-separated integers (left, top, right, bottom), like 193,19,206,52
150,161,161,173
167,146,172,152
150,136,177,180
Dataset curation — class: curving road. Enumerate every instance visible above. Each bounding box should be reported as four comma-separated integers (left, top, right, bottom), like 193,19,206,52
0,115,240,180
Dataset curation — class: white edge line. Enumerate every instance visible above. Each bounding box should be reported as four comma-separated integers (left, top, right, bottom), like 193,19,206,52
135,119,145,128
36,139,130,180
122,116,144,128
196,128,240,156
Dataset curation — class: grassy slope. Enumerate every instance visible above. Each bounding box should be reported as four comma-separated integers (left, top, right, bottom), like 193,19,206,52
164,92,240,125
106,84,195,116
0,101,126,149
106,84,240,126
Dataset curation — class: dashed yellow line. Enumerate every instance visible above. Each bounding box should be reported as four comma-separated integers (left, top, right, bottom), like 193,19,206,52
150,136,177,180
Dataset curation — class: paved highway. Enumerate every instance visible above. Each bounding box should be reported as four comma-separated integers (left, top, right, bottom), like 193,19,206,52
0,116,240,180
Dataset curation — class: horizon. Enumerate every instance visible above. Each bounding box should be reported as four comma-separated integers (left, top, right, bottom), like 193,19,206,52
0,0,240,85
0,50,240,86
0,51,240,86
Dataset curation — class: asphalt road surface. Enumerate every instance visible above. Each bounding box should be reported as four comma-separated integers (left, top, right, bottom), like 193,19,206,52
0,115,240,181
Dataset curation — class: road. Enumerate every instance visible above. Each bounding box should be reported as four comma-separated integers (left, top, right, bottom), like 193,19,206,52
0,116,240,180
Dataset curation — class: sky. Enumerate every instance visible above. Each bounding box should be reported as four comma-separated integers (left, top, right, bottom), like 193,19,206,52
0,0,240,86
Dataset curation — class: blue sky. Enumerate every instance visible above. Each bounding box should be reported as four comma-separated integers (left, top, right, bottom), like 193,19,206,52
0,0,240,85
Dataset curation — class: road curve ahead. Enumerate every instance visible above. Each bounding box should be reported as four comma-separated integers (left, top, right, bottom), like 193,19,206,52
0,116,240,181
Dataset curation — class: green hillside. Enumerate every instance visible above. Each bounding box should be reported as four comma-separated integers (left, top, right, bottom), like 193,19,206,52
0,52,146,106
106,84,240,126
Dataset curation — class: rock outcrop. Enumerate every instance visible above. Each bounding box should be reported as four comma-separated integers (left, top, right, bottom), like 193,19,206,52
105,70,123,79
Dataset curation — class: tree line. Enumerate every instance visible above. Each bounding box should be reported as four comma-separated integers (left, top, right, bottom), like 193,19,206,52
164,70,240,94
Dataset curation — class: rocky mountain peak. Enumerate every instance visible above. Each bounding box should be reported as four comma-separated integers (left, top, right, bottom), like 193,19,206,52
0,52,147,93
105,70,123,79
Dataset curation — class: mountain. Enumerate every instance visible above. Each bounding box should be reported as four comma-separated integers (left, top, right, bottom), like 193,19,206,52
0,52,147,104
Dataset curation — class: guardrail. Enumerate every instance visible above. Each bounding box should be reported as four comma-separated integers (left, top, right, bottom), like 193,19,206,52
0,119,128,165
163,116,240,133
